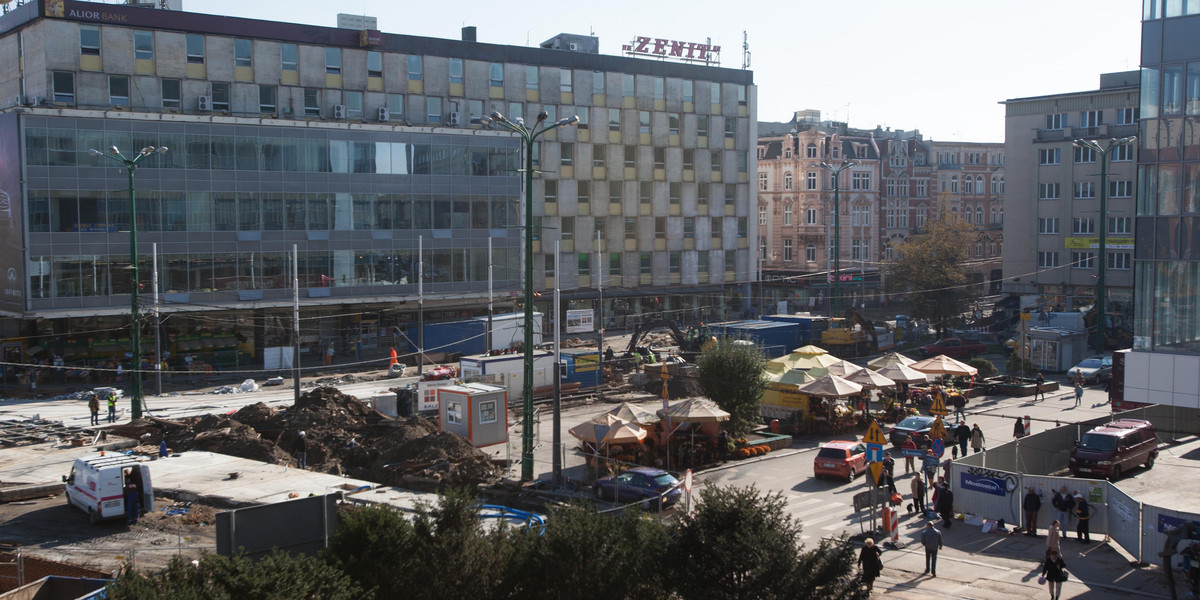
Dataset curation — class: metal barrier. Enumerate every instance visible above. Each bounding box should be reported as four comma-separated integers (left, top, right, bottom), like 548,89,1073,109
1024,474,1109,536
947,461,1022,526
1142,502,1200,569
1107,483,1143,563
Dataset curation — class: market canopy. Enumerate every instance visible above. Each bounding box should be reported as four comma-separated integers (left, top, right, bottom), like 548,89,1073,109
821,359,865,378
778,368,816,387
657,399,731,423
847,368,897,389
874,363,932,384
568,414,648,445
791,344,828,355
796,373,864,398
868,352,916,370
789,352,842,371
603,402,659,426
909,354,979,377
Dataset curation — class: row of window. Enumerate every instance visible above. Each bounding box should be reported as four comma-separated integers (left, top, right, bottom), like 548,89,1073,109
1143,0,1200,21
761,172,1004,197
1037,145,1134,165
1037,180,1136,200
1036,217,1133,235
758,171,874,191
79,26,747,109
546,250,733,278
1142,62,1200,119
1037,251,1132,270
538,215,748,243
1136,163,1200,216
1044,108,1138,131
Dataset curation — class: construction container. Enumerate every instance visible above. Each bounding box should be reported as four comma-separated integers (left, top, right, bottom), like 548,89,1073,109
711,320,801,357
437,383,509,448
558,348,602,389
459,350,553,402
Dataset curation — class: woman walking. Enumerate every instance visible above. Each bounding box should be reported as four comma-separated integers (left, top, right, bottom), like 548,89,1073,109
1040,548,1068,600
1046,520,1062,555
858,538,883,593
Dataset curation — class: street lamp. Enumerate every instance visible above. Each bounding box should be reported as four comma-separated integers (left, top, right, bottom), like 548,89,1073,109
89,145,168,420
814,160,859,316
481,110,578,481
1071,136,1135,353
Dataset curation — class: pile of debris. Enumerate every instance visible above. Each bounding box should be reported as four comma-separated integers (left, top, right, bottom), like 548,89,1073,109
109,387,499,490
638,373,705,399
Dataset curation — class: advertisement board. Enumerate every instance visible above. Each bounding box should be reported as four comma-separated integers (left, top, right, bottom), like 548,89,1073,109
0,112,24,315
565,309,594,334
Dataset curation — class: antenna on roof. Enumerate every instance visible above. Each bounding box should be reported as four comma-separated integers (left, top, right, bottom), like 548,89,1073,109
742,31,751,70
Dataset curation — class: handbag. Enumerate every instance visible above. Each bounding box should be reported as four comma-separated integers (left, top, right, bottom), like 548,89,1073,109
1061,569,1069,582
1037,575,1046,585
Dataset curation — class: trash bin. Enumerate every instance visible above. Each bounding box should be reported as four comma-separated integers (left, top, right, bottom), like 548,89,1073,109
769,419,780,434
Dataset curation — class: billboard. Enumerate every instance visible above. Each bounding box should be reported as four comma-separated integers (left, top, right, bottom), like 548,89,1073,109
0,112,24,315
565,309,594,334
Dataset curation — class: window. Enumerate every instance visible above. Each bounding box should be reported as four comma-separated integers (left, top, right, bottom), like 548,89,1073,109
610,109,622,132
544,254,554,277
579,181,591,205
1038,251,1059,268
592,71,605,95
950,176,959,193
1037,218,1060,234
1110,180,1133,198
577,106,589,129
683,149,694,170
108,76,129,106
561,143,574,166
52,71,74,103
851,238,869,260
235,39,252,68
640,252,652,275
1046,113,1065,130
710,82,720,105
345,91,363,119
711,151,722,170
624,146,636,168
783,204,793,225
612,182,624,206
724,119,735,140
304,89,321,117
990,176,1003,194
325,48,341,74
639,111,650,134
1080,110,1103,128
654,77,665,100
370,51,385,79
186,34,205,64
640,182,652,205
851,172,871,190
80,25,100,56
281,44,298,72
134,30,154,60
387,94,404,121
655,217,667,239
623,74,635,97
1071,251,1095,269
1109,216,1132,234
478,400,497,425
593,144,606,168
489,63,503,87
1108,252,1131,270
161,79,180,108
758,207,767,225
407,55,422,81
654,147,666,169
784,172,793,190
1039,148,1060,165
560,214,573,239
670,183,681,205
1038,183,1061,200
1074,182,1096,199
783,239,793,261
758,173,768,191
1117,107,1138,125
806,143,818,158
446,401,462,425
259,85,277,113
806,172,817,190
851,205,870,226
964,176,974,194
684,217,694,238
669,113,680,135
916,180,928,197
593,216,604,238
625,217,637,238
1072,217,1095,234
806,207,817,225
683,80,694,103
806,244,816,262
426,97,441,123
610,252,622,277
211,82,230,111
526,66,538,90
1074,145,1096,163
1112,144,1133,161
560,69,572,93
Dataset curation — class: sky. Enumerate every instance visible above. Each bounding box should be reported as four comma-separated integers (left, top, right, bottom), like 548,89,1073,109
178,0,1144,143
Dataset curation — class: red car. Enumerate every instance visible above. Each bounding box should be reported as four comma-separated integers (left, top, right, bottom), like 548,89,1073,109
813,441,867,481
918,337,987,360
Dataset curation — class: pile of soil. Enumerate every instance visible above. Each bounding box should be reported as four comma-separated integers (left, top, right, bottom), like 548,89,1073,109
109,387,499,491
639,373,704,399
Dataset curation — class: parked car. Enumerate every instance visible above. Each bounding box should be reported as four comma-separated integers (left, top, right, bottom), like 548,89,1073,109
1065,355,1113,384
888,415,949,448
813,440,867,481
1069,419,1157,480
593,467,682,507
918,337,987,360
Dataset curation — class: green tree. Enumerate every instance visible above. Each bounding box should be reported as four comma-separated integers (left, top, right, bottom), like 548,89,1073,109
321,502,417,598
669,484,867,600
107,550,360,600
697,336,767,435
884,205,976,337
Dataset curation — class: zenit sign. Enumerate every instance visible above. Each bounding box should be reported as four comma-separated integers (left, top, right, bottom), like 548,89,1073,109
621,36,721,64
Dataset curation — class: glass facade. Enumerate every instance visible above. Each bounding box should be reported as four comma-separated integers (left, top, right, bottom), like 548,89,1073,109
22,117,522,306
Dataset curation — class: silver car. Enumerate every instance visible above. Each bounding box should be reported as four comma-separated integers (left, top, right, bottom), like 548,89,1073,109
1066,355,1112,384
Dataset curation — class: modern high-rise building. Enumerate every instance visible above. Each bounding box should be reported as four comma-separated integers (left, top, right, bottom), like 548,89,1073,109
0,1,756,376
1121,0,1200,408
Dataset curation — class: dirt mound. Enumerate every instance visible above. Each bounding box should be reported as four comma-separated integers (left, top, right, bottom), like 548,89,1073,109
640,374,705,399
369,431,499,489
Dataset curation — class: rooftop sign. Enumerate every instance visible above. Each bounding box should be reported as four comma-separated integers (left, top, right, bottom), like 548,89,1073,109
622,36,720,65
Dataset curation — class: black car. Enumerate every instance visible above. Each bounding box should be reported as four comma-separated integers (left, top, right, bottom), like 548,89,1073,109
889,416,941,448
593,467,682,508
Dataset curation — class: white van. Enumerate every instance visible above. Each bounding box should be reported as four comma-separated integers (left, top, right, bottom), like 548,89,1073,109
63,454,154,524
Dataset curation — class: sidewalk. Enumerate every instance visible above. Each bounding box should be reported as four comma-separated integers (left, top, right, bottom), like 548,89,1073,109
864,509,1173,599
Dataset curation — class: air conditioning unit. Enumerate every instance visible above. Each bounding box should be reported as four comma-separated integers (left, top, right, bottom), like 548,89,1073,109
377,107,389,122
333,104,346,119
447,111,461,126
198,95,212,112
568,42,578,51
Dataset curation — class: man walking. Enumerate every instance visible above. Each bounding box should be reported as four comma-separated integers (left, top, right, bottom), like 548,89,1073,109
106,392,117,423
936,481,955,528
911,472,927,516
88,392,100,426
954,421,970,458
1023,487,1042,536
1074,381,1084,407
970,423,985,453
952,394,967,421
1035,372,1046,402
920,521,943,577
902,435,917,474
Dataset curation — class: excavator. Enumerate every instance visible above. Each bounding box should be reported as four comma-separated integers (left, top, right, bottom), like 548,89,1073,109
1081,304,1134,351
622,319,716,364
820,309,880,358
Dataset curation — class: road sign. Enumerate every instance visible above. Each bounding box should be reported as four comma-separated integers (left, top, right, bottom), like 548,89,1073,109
869,461,883,486
866,443,883,463
863,420,887,445
931,438,945,458
928,416,947,441
930,394,949,417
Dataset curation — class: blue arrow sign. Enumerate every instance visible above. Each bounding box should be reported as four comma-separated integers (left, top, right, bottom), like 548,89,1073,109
866,443,883,463
931,438,945,458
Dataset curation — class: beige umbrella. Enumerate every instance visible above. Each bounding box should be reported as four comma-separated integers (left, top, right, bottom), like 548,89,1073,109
868,352,916,370
822,359,865,378
791,352,842,371
778,368,816,387
657,399,731,423
875,363,932,384
909,354,979,377
568,414,648,445
796,373,864,398
791,344,829,355
604,402,659,426
848,368,897,389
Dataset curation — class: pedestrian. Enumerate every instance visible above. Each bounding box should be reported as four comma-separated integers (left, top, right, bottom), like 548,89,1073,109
1040,548,1069,600
902,435,917,473
717,429,730,462
1035,372,1046,402
971,423,985,453
936,481,955,529
858,538,883,593
922,448,938,487
325,343,334,366
1074,493,1091,543
955,421,970,458
920,521,943,577
1074,381,1083,407
294,431,308,469
883,464,897,496
1052,487,1073,534
952,394,967,421
1023,487,1042,536
106,392,117,423
88,392,100,426
911,472,927,516
1013,415,1026,439
1046,520,1062,555
122,469,140,525
116,363,124,383
882,451,895,479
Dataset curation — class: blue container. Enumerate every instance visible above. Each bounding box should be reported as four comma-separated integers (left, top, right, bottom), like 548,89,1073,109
408,319,487,356
558,348,601,389
762,314,828,346
713,320,801,357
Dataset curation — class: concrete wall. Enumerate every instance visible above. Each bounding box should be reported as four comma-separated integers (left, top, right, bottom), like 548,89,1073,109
216,493,338,559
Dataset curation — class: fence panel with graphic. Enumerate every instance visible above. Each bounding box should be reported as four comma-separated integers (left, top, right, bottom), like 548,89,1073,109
948,461,1023,526
1107,483,1144,563
1141,502,1200,570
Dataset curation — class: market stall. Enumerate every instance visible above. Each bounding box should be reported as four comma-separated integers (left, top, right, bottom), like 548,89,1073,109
796,374,864,435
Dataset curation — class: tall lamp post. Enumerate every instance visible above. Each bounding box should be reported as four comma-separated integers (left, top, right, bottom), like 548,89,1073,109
1071,136,1135,352
815,160,859,316
89,145,168,420
481,110,578,481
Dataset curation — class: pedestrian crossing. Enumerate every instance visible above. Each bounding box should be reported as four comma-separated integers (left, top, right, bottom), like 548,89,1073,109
783,492,868,540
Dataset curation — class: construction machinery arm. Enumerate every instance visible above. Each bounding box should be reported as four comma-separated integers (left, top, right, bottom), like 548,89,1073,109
845,309,879,352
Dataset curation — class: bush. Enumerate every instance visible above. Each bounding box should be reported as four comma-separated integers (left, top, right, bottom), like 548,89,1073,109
967,357,998,378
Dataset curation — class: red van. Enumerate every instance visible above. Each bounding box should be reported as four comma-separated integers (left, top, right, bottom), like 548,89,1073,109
1069,419,1158,481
